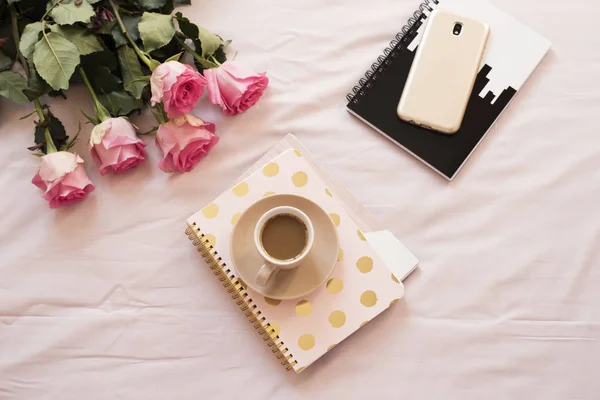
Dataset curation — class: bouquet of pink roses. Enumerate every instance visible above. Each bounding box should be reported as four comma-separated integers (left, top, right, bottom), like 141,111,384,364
0,0,269,209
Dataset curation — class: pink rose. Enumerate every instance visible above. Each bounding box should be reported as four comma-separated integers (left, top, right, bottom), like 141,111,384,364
204,61,269,115
150,61,207,118
155,114,219,173
89,117,147,175
32,152,95,209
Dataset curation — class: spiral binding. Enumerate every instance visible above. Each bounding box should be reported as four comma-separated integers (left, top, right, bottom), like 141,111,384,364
185,223,298,371
346,0,439,103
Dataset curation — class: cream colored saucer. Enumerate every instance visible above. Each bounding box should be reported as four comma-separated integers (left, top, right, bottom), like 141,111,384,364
230,194,339,300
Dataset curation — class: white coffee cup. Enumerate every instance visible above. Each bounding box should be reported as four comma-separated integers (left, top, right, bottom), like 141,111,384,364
254,206,315,287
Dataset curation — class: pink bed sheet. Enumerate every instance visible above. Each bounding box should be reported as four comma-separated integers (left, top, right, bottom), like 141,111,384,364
1,0,599,398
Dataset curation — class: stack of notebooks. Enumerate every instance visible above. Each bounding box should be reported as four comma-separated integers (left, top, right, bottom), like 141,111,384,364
346,0,551,179
185,0,551,372
185,134,419,372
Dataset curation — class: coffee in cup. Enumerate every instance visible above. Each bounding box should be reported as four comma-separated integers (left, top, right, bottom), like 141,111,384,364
254,206,314,287
260,213,308,260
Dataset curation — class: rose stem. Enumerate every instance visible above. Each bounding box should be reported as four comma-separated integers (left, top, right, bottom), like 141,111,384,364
174,34,218,69
10,3,57,153
149,102,168,125
78,66,111,122
109,0,158,71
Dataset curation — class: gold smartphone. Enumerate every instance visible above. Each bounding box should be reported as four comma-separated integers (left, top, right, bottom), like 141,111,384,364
397,10,489,134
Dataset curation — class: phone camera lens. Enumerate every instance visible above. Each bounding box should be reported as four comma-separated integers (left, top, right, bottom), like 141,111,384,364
453,22,463,36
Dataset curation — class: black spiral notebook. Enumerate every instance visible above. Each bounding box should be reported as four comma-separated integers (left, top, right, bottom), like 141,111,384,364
346,0,550,180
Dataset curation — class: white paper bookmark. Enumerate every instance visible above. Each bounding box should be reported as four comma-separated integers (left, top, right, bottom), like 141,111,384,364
365,230,419,281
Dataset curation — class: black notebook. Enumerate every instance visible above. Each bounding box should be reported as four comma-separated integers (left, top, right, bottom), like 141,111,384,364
346,0,550,180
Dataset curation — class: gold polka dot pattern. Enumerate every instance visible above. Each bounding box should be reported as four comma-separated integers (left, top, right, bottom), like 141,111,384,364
356,256,373,273
298,334,315,350
329,213,340,227
204,234,216,246
202,203,219,219
326,278,343,294
328,310,346,328
360,290,378,307
264,297,281,306
268,322,280,336
231,212,241,226
292,171,308,187
263,162,279,177
232,182,249,197
295,300,312,316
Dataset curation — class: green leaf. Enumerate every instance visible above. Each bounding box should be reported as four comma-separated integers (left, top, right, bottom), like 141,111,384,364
111,15,141,47
165,52,182,63
81,108,100,125
0,71,29,103
197,26,224,57
159,2,175,14
48,90,67,99
83,49,118,71
118,45,148,99
149,36,180,61
19,22,43,59
0,50,13,72
34,109,68,153
80,64,122,94
213,44,228,64
86,0,103,4
138,12,175,52
14,0,46,20
174,0,191,5
0,15,29,61
175,12,198,39
33,32,80,91
50,25,103,55
49,0,95,25
192,40,207,71
20,110,37,120
97,21,116,35
98,90,144,116
65,123,81,150
23,59,53,101
139,0,168,10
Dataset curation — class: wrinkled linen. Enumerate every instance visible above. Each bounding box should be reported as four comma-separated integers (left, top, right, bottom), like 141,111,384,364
1,0,599,399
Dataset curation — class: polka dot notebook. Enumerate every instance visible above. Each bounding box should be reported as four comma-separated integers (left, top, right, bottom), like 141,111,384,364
185,148,407,373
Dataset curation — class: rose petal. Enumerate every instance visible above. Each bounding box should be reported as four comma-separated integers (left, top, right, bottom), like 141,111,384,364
203,61,268,115
151,61,207,118
89,118,147,175
155,114,219,173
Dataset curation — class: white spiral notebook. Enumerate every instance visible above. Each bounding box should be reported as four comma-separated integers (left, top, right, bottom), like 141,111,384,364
185,134,418,372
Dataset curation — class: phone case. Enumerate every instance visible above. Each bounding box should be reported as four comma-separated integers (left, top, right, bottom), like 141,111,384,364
397,10,489,134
